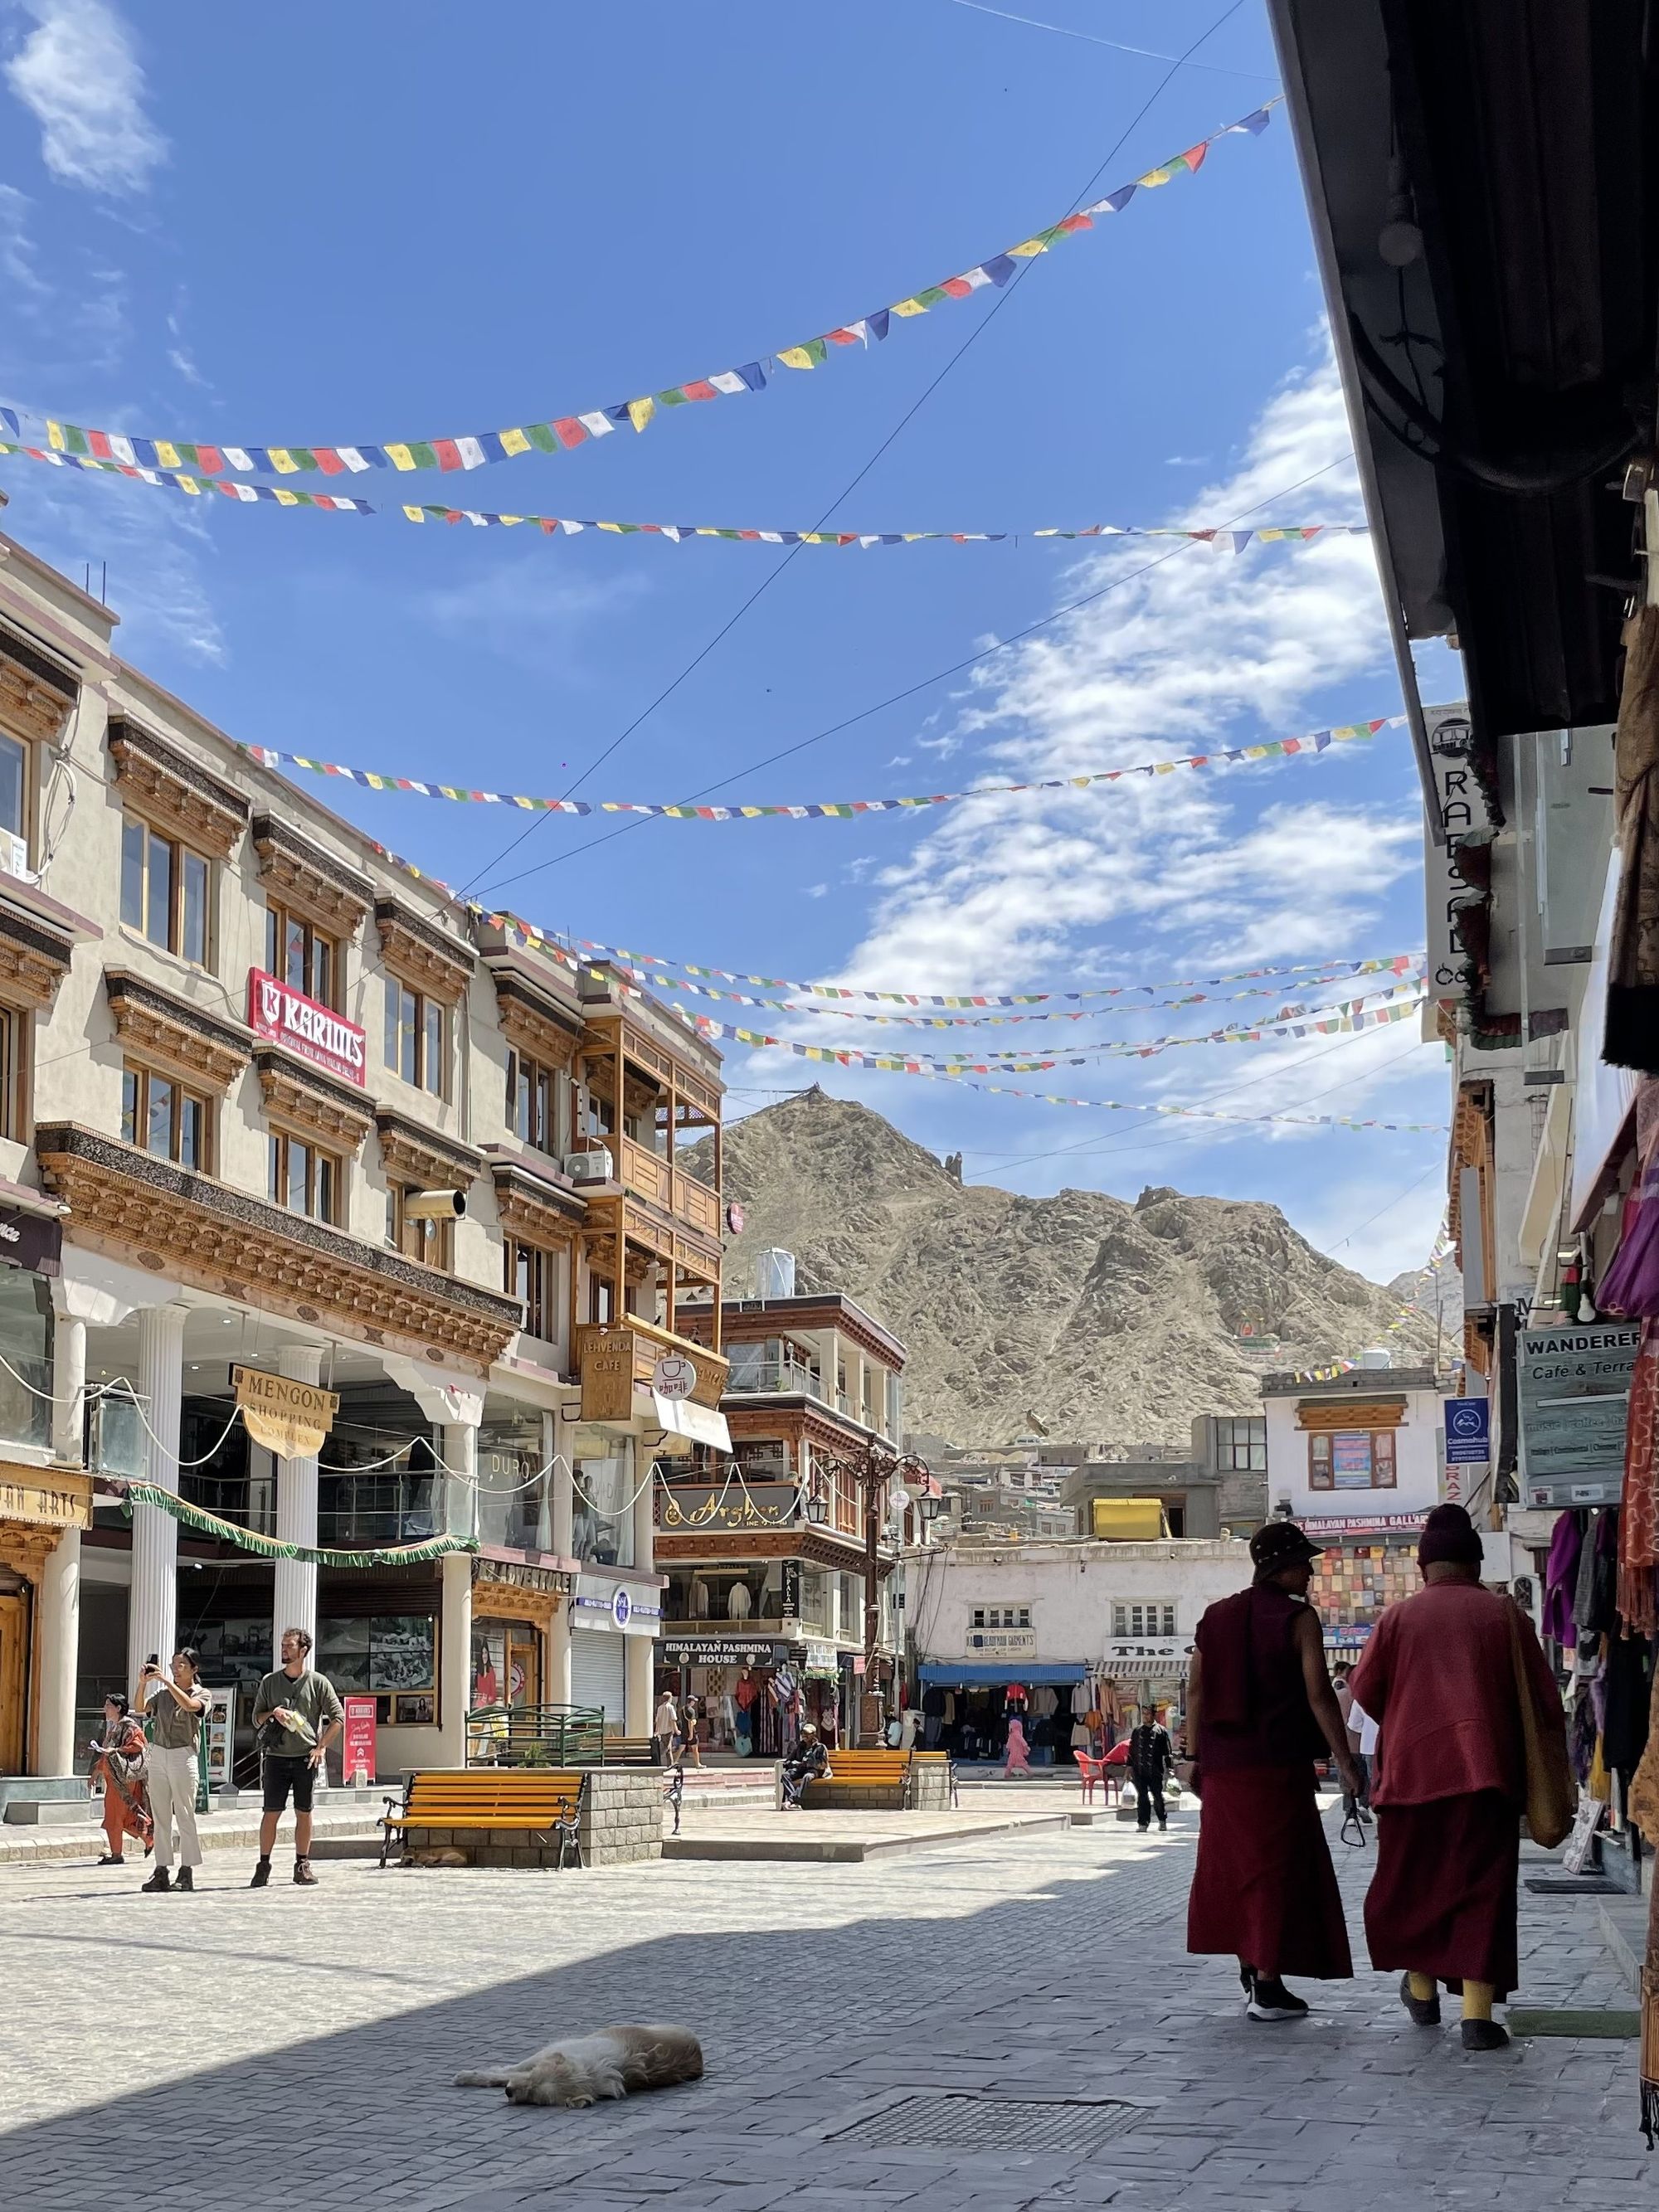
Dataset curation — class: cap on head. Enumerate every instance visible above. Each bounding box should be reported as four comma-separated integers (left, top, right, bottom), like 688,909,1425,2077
1418,1502,1483,1568
800,1723,818,1739
1248,1519,1323,1574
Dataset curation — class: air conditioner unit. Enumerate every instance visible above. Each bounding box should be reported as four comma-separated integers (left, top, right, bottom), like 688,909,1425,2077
564,1147,615,1185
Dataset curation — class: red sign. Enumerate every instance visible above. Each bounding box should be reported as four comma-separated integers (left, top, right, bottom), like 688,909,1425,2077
247,969,367,1087
341,1694,377,1787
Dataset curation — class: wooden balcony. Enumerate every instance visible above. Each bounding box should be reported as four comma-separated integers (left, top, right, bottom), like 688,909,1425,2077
576,1315,729,1416
615,1134,721,1241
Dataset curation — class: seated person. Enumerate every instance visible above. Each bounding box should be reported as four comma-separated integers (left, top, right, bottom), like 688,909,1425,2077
780,1723,830,1809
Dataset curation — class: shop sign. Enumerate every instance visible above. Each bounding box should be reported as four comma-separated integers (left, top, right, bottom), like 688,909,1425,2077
804,1641,839,1672
0,1205,61,1276
1300,1510,1428,1537
341,1694,377,1787
580,1329,639,1424
203,1688,235,1791
651,1351,698,1401
0,1468,90,1529
474,1558,572,1596
246,967,367,1087
1519,1323,1641,1499
1443,1398,1491,1465
967,1627,1036,1655
574,1575,661,1634
232,1364,339,1460
659,1480,796,1531
1323,1624,1374,1651
660,1632,799,1665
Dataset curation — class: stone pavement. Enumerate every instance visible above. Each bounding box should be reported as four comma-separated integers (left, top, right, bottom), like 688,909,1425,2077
0,1796,1649,2210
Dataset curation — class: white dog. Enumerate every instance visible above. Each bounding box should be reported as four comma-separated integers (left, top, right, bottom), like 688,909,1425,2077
454,2023,703,2107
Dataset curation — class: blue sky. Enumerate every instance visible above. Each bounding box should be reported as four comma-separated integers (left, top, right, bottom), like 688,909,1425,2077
0,0,1452,1285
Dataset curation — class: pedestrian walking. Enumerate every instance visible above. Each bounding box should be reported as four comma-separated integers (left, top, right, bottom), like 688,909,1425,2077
138,1648,212,1893
250,1627,343,1889
1003,1714,1032,1776
1185,1520,1360,2020
1127,1709,1175,1830
1350,1502,1570,2051
1331,1662,1373,1826
89,1693,152,1865
680,1694,703,1769
653,1688,679,1765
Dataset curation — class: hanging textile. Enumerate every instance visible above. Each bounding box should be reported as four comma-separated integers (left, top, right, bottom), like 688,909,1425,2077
1608,605,1659,1072
1619,1321,1659,1636
113,1480,477,1568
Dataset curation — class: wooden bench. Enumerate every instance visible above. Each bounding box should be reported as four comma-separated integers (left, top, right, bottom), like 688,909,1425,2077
799,1748,952,1811
379,1768,586,1869
601,1736,661,1766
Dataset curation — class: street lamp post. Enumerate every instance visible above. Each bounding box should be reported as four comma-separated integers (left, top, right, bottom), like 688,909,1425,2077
810,1443,933,1746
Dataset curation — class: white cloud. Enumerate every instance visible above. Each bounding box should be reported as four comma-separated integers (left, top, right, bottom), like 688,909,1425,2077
166,344,204,386
0,181,45,293
802,882,829,899
418,557,648,678
5,0,166,197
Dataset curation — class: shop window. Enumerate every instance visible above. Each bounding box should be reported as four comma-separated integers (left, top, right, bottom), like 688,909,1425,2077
384,975,446,1096
265,900,338,1008
270,1130,340,1223
572,1451,635,1568
1215,1416,1267,1472
318,1614,437,1716
120,816,212,967
506,1049,557,1153
1112,1602,1176,1637
1307,1429,1397,1491
122,1062,211,1170
470,1619,542,1709
477,1413,551,1552
971,1606,1031,1630
505,1238,553,1339
0,1266,51,1450
0,1003,26,1141
387,1183,452,1270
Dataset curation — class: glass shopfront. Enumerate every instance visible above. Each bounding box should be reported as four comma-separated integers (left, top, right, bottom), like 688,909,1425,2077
476,1411,552,1553
569,1429,635,1568
470,1616,542,1708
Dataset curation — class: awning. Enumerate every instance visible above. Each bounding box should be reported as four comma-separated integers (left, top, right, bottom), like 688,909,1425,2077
651,1393,732,1452
918,1661,1087,1687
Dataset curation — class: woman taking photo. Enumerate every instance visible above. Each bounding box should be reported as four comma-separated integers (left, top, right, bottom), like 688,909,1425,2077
138,1647,211,1894
89,1693,152,1866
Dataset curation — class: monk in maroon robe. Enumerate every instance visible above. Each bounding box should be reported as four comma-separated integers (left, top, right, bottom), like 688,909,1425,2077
1350,1501,1564,2052
1185,1520,1360,2020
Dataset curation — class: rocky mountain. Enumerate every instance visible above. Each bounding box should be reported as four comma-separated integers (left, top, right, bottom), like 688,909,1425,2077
696,1088,1445,1450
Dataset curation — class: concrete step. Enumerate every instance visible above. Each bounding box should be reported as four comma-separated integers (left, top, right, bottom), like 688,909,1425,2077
2,1800,95,1826
0,1801,382,1868
1598,1897,1645,1993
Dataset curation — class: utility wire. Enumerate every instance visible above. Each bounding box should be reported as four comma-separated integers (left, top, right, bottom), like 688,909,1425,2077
937,0,1279,79
460,0,1248,902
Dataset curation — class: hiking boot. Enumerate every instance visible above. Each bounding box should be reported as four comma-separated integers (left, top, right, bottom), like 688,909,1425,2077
175,1866,194,1893
1399,1973,1442,2026
249,1857,271,1889
293,1856,319,1886
1246,1976,1310,2023
1460,2019,1510,2053
140,1867,171,1894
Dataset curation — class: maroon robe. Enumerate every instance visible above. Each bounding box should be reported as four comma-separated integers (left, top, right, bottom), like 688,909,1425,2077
1186,1582,1352,1980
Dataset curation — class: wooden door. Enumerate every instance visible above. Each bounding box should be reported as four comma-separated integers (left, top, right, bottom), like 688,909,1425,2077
0,1592,29,1774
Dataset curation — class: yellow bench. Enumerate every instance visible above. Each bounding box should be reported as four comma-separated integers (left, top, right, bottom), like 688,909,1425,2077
800,1748,916,1807
379,1768,586,1868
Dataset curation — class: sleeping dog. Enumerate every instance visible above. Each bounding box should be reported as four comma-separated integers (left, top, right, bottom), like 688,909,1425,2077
454,2023,703,2107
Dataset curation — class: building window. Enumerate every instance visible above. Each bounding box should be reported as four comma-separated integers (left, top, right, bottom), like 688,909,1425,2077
121,1063,210,1169
384,975,446,1096
971,1606,1031,1630
1215,1416,1267,1472
506,1048,557,1153
0,1004,25,1140
265,902,338,1008
269,1130,339,1223
387,1183,451,1270
120,817,212,966
1308,1429,1397,1491
0,729,28,853
506,1238,552,1337
1112,1602,1176,1637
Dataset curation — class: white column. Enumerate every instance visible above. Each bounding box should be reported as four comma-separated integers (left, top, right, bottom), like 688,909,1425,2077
435,1418,479,1768
546,1412,572,1704
51,1311,85,1467
271,1344,325,1668
127,1302,187,1691
35,1529,80,1777
626,1440,657,1734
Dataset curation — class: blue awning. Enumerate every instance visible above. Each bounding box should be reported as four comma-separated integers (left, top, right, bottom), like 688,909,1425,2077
918,1662,1087,1688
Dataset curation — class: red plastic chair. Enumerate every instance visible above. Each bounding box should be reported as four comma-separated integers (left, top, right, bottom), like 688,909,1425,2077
1077,1753,1121,1805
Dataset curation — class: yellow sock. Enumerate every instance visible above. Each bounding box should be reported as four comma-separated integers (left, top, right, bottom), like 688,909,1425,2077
1408,1972,1436,2005
1462,1981,1494,2022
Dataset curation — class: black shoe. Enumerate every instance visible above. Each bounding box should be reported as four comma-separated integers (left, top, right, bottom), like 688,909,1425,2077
97,1854,124,1867
140,1867,171,1894
176,1867,194,1893
1247,1977,1310,2023
249,1858,271,1889
293,1857,319,1886
1461,2018,1510,2053
1399,1972,1442,2026
1359,1807,1374,1824
1158,1821,1167,1830
1239,1963,1258,1998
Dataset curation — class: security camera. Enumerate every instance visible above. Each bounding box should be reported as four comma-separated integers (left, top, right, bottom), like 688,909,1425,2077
403,1189,467,1220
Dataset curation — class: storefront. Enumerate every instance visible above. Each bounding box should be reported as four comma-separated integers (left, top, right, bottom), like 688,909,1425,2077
570,1572,661,1731
0,1466,90,1775
469,1558,571,1710
916,1660,1088,1766
657,1631,805,1757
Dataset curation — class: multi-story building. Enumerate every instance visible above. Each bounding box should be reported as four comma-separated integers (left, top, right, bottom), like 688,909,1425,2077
664,1280,926,1744
1054,1415,1270,1539
0,521,727,1795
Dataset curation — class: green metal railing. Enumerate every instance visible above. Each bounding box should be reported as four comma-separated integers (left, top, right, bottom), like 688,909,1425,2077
464,1703,609,1768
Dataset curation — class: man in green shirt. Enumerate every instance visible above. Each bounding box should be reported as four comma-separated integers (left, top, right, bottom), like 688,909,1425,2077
251,1626,343,1888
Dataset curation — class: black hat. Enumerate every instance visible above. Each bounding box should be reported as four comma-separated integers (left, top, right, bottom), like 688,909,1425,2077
1249,1519,1323,1573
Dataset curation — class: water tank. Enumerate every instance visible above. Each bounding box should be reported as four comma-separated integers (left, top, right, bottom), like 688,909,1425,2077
1358,1346,1393,1369
756,1247,796,1300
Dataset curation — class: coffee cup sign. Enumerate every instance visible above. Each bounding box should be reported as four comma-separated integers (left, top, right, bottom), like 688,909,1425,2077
652,1353,698,1402
233,1364,340,1459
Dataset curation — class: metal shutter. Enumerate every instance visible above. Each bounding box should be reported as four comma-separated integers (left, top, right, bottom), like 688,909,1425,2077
569,1628,628,1731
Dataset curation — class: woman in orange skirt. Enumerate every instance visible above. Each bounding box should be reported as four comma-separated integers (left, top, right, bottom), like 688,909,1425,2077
90,1693,153,1864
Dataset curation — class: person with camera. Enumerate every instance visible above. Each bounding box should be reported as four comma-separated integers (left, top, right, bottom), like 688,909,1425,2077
138,1648,212,1894
250,1626,343,1889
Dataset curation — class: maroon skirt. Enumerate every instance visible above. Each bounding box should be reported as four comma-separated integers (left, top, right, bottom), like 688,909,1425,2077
1364,1790,1520,1996
1187,1762,1353,1980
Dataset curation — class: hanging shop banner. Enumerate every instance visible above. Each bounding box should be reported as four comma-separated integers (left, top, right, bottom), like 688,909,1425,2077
110,1480,477,1566
341,1695,377,1788
1517,1323,1643,1507
243,716,1404,824
8,103,1277,485
247,969,367,1087
231,1364,340,1460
